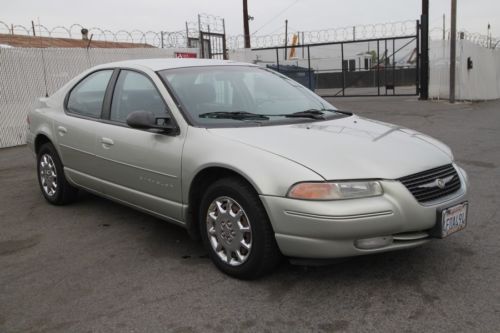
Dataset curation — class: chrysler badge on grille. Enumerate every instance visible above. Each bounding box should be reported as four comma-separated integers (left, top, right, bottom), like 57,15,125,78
418,175,454,189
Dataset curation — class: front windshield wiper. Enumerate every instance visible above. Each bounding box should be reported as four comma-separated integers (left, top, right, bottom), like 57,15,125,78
330,109,353,116
199,111,270,121
284,109,353,119
284,109,326,120
199,109,352,122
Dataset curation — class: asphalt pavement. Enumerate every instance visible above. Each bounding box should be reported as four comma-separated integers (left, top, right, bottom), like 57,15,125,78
1,96,499,332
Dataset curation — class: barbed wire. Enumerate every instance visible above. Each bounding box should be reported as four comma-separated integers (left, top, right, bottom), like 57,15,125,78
185,13,225,41
0,20,187,48
429,27,499,48
228,20,419,49
0,15,227,48
1,19,497,50
198,13,225,34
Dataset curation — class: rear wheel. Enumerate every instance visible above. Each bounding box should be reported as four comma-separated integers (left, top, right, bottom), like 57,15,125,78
37,143,78,205
200,177,281,279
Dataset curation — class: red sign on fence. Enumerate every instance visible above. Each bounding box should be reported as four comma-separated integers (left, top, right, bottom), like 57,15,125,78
175,52,197,58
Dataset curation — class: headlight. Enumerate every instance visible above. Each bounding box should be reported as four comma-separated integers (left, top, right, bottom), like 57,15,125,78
287,181,383,200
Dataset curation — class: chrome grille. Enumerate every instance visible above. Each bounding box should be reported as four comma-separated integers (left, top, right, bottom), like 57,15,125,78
399,164,461,203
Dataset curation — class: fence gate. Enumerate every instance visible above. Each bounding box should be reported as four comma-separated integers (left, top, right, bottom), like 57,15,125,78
200,30,227,59
186,14,227,60
252,20,422,98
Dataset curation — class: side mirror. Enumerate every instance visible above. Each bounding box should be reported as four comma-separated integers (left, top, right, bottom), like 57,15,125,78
126,110,176,134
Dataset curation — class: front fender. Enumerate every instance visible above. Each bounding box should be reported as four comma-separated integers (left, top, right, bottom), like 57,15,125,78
181,127,324,203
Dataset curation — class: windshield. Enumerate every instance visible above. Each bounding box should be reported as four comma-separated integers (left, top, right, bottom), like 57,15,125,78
158,66,342,127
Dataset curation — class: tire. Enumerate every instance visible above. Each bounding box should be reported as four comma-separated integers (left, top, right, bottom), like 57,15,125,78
199,177,281,279
37,142,78,205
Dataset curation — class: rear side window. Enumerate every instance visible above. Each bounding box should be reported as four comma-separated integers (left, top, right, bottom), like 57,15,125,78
110,70,167,123
67,70,113,118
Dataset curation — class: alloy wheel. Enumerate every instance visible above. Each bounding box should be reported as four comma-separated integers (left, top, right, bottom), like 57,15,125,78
206,196,253,266
39,154,58,197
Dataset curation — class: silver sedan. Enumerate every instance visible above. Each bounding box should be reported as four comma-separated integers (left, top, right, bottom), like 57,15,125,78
27,59,469,279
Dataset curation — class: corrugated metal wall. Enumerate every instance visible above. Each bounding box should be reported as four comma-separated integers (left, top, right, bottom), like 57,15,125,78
0,47,197,148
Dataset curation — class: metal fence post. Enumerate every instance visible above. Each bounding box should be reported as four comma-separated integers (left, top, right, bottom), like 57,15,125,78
341,42,345,96
276,48,280,72
384,39,388,95
222,19,228,60
420,0,429,100
307,46,311,90
377,40,380,96
284,19,288,60
393,38,396,95
416,20,420,96
301,31,305,58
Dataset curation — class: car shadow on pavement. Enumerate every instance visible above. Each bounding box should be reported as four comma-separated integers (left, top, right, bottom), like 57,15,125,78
75,191,451,285
74,190,207,257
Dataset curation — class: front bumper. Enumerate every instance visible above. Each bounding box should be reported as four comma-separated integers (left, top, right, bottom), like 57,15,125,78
260,164,469,259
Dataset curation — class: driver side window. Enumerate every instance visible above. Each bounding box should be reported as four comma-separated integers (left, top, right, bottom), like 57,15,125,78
110,70,167,123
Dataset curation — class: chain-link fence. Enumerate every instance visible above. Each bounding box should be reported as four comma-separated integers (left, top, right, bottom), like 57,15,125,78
0,47,197,148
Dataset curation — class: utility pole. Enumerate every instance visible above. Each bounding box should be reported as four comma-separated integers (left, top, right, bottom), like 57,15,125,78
420,0,429,100
488,23,491,48
450,0,457,103
443,14,446,40
243,0,251,48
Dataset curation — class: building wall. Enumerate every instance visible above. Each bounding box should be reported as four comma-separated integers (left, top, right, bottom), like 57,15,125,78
429,40,500,100
0,47,197,148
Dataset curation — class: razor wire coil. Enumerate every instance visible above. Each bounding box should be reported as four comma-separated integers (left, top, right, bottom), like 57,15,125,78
1,19,497,50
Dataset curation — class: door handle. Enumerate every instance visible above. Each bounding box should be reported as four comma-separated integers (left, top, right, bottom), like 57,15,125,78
100,137,114,148
57,126,67,136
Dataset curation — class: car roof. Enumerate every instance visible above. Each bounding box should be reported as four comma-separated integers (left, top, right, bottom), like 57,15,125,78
94,58,257,71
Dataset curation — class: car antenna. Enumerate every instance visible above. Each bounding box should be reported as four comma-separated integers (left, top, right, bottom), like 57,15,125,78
37,17,49,97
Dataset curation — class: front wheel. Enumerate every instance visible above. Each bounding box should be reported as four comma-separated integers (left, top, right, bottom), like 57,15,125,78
200,177,281,279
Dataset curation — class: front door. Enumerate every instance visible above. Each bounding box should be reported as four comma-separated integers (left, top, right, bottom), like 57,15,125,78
92,69,184,222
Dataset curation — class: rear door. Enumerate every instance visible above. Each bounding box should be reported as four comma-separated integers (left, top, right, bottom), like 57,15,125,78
53,69,114,191
92,69,185,222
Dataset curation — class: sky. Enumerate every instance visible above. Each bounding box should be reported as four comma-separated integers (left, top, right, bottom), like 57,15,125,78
1,0,499,38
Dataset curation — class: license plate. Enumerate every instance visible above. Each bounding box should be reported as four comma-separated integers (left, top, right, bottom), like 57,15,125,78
436,202,468,238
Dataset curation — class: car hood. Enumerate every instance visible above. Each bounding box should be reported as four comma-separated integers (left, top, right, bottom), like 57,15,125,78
207,115,453,180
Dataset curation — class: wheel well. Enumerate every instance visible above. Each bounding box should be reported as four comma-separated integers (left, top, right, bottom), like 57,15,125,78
186,167,258,240
34,134,51,154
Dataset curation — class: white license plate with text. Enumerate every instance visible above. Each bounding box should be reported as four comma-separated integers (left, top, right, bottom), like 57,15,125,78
440,202,468,237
